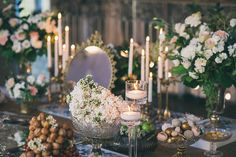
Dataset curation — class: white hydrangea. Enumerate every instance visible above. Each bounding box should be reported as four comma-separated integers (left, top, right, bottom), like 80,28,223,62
27,138,46,152
185,12,201,27
230,18,236,27
204,49,213,59
68,75,127,127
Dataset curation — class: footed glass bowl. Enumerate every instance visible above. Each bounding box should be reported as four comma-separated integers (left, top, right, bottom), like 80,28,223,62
72,116,120,156
159,135,201,157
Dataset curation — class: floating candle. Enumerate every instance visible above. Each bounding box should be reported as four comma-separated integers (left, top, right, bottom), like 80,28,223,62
126,90,147,100
121,111,141,121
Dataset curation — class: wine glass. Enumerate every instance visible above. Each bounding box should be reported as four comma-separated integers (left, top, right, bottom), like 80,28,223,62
125,80,147,105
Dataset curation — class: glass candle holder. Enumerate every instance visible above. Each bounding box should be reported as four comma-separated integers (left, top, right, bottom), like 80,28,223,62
125,80,147,105
121,105,141,157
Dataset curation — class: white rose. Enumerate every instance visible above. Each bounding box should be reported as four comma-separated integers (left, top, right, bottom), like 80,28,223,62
215,57,222,64
175,23,186,35
27,75,35,84
182,60,191,69
36,74,46,86
181,45,196,60
22,40,31,49
13,82,24,99
219,53,227,60
12,42,22,53
204,49,213,59
185,12,201,27
189,72,199,79
37,21,45,30
9,18,19,27
6,78,15,89
21,23,29,30
194,58,207,73
230,18,236,27
173,60,180,66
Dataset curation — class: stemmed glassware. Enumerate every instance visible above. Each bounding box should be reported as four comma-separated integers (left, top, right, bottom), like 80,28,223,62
125,80,147,105
123,80,146,157
202,127,232,157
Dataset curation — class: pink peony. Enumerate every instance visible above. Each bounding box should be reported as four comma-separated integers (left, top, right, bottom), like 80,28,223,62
15,31,26,41
29,86,38,96
0,30,9,45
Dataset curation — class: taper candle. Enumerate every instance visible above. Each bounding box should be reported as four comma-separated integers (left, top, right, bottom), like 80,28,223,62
58,13,62,56
158,56,163,79
145,36,150,82
54,36,58,77
128,38,134,77
141,49,145,81
165,47,169,80
65,26,69,56
148,72,153,102
71,44,75,57
62,44,67,71
47,36,52,68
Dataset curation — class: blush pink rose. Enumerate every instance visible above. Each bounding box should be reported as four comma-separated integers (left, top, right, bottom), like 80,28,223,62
30,31,39,41
170,36,177,44
0,30,9,45
214,30,228,41
29,86,38,96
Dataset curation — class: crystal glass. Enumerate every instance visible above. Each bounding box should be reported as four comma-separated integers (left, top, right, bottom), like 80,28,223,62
72,116,120,156
125,80,147,105
202,128,232,157
120,105,141,157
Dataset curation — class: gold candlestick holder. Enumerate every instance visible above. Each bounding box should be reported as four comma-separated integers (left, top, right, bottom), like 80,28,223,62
163,79,171,120
157,78,163,121
47,67,52,103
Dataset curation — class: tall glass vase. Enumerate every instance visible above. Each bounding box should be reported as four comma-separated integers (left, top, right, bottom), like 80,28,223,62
205,86,226,125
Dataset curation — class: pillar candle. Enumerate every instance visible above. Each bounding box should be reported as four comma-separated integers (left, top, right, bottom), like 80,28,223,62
145,36,150,82
148,72,153,102
54,36,58,77
71,44,75,57
158,56,163,79
65,26,69,56
58,13,63,56
47,36,52,68
128,38,134,76
141,49,145,81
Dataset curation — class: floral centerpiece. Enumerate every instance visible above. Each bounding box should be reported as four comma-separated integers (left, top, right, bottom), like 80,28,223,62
169,10,236,115
67,75,127,155
0,2,56,72
5,74,48,103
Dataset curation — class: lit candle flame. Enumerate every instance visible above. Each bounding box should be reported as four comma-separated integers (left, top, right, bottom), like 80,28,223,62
54,35,58,40
58,12,62,19
65,26,69,31
47,36,51,41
